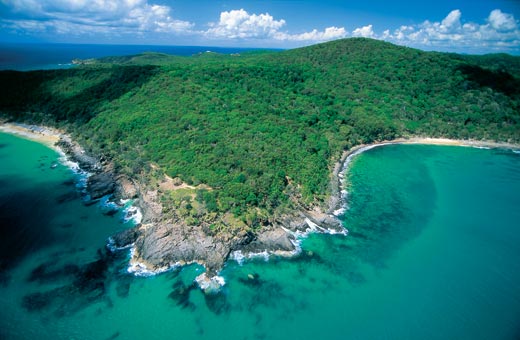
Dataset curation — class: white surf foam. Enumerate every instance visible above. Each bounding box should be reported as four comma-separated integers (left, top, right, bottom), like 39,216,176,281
195,272,226,292
100,195,118,209
230,217,348,266
126,247,177,276
229,250,246,265
106,237,134,252
332,207,346,216
122,205,142,225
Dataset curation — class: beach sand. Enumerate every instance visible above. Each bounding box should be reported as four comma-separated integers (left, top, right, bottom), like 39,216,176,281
0,123,63,150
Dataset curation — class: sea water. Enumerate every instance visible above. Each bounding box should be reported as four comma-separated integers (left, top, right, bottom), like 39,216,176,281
0,43,278,71
1,133,519,340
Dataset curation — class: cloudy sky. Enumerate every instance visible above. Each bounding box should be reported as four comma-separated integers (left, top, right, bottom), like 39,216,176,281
1,0,519,54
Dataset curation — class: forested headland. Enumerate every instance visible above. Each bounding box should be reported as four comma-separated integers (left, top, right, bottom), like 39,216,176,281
1,37,519,235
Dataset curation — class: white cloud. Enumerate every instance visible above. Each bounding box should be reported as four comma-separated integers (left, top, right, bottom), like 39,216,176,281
206,9,346,42
488,9,517,32
441,9,462,32
380,9,520,52
352,24,374,38
206,9,285,39
1,2,518,53
1,0,194,35
275,26,347,41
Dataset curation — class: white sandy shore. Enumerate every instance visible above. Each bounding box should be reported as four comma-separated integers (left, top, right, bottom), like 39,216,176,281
0,122,63,150
343,137,520,159
337,136,520,178
329,136,520,216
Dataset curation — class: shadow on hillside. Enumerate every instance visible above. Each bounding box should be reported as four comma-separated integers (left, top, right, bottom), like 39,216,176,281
457,64,520,97
0,65,159,123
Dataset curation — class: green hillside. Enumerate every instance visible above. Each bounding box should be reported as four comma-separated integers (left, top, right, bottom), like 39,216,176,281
1,38,519,227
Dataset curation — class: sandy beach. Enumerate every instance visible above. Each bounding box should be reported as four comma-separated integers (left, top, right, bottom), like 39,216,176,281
327,136,520,214
344,137,520,159
0,122,63,150
338,136,520,173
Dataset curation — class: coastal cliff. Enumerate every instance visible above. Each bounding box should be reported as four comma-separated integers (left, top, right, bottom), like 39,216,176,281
109,159,346,283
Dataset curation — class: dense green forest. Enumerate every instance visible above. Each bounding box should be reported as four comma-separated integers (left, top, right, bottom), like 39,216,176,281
1,38,519,226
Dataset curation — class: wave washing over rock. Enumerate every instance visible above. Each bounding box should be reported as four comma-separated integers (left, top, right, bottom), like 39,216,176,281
54,132,144,226
230,216,348,271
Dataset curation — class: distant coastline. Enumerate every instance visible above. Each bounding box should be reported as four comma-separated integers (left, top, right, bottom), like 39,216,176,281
0,43,282,71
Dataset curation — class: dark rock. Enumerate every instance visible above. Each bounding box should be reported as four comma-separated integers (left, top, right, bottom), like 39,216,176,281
56,191,79,204
72,255,108,299
110,227,140,249
238,231,256,246
204,291,230,315
22,291,54,311
56,137,100,172
27,262,80,284
105,332,121,340
83,199,98,206
62,179,75,186
240,228,295,254
103,208,119,217
168,281,197,310
87,173,115,200
238,273,263,287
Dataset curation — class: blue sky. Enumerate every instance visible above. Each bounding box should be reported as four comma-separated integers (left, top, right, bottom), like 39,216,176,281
1,0,519,54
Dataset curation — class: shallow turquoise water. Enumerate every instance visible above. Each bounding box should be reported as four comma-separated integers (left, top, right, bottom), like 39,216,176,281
1,133,519,340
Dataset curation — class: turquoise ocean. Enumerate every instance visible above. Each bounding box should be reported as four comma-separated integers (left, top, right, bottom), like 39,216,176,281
1,132,519,340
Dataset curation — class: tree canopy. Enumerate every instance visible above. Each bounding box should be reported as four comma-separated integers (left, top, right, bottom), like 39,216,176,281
1,38,519,225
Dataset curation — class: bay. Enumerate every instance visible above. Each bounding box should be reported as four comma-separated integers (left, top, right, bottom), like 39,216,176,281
1,133,519,340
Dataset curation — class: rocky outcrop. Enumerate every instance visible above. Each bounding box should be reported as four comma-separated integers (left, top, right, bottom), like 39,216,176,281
126,184,346,279
239,228,295,254
110,227,140,249
56,136,118,200
55,130,347,287
56,136,101,172
114,176,138,199
87,173,115,199
131,222,233,275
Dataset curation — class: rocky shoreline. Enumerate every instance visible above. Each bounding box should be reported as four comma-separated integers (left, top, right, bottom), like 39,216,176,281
4,122,518,292
56,131,349,291
0,122,347,292
115,185,346,288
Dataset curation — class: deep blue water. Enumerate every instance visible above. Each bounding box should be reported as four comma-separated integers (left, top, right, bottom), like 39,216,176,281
0,43,277,71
